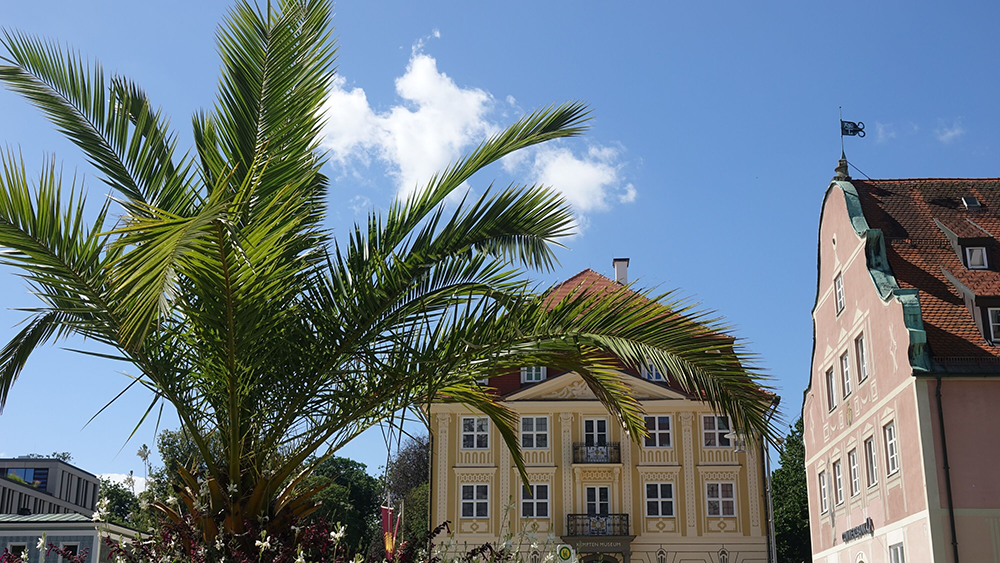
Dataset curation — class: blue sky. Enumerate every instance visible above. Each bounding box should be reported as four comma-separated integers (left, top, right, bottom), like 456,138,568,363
1,1,999,482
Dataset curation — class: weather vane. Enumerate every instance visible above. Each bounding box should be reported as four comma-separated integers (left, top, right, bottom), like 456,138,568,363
839,106,865,155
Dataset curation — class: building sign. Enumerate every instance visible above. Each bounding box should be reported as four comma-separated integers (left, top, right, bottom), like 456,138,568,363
842,517,874,543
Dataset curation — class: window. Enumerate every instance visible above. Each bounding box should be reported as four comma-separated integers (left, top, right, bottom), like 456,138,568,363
856,334,868,382
833,460,844,505
645,483,674,517
584,418,608,447
521,417,548,449
703,415,732,448
461,484,489,518
966,246,988,269
849,449,860,496
864,437,878,487
826,368,837,411
643,416,672,448
7,545,26,562
521,366,547,383
461,417,489,449
641,360,664,381
62,544,79,557
819,471,828,513
884,422,899,475
990,309,1000,343
889,543,906,563
521,484,549,518
585,486,610,515
834,273,845,314
706,482,735,517
841,352,852,398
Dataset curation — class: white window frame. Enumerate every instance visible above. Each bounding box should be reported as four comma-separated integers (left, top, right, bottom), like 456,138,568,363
856,334,868,382
461,416,489,449
706,481,736,517
644,482,675,517
864,436,878,488
583,418,609,447
702,415,732,448
834,273,845,314
884,421,899,476
990,308,1000,343
7,544,27,562
848,449,860,497
520,416,549,449
833,460,844,505
819,471,828,513
643,415,672,448
585,485,611,515
521,483,549,519
826,368,837,411
641,360,665,381
60,543,80,557
521,366,547,383
461,483,489,519
889,543,906,563
841,352,852,398
966,246,988,269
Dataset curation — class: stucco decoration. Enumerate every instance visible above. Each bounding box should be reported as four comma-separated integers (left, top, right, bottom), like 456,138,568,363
436,413,450,523
680,412,697,536
636,466,681,482
542,380,594,399
560,413,574,532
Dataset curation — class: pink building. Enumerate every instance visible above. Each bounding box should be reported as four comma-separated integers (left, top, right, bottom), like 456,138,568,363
803,158,1000,563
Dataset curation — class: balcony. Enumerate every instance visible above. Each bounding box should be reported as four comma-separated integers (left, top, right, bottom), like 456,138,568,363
572,442,621,463
566,513,630,536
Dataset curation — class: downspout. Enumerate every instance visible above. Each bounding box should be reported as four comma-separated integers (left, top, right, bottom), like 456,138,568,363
935,374,960,563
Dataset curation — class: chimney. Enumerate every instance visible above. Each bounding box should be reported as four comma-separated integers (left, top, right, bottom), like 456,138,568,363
612,258,630,285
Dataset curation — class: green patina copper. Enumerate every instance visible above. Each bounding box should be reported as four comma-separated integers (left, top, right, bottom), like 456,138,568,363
833,180,930,372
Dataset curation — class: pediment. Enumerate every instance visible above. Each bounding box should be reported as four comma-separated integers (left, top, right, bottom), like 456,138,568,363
504,371,688,402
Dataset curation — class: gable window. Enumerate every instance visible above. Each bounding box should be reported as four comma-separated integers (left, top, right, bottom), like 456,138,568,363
966,246,988,269
703,415,731,448
864,437,878,488
521,366,547,383
706,482,735,517
641,360,665,381
521,416,548,449
989,309,1000,343
643,415,672,448
819,471,828,513
855,334,868,382
462,417,489,449
884,421,899,475
645,483,674,517
834,273,846,314
833,460,844,505
461,484,489,518
840,352,852,398
826,368,837,411
521,483,549,518
889,543,906,563
848,449,860,496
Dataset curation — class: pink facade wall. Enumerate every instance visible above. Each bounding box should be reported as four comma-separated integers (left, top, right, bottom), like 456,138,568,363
805,184,933,562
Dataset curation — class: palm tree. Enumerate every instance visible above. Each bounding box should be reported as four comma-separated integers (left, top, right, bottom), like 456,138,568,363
0,0,774,540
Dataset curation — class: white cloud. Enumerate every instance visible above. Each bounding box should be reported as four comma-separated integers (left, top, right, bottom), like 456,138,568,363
875,122,896,143
935,119,965,144
321,39,635,230
100,473,148,494
348,195,371,215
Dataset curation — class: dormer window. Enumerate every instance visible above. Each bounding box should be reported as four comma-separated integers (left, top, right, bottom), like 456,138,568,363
966,247,988,269
989,309,1000,343
521,366,546,383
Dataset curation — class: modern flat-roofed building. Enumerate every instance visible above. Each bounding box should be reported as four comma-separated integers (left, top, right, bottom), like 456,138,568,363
0,458,99,517
804,157,1000,562
430,262,777,563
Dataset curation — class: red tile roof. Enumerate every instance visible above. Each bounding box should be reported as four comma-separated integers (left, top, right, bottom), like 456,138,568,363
853,178,1000,359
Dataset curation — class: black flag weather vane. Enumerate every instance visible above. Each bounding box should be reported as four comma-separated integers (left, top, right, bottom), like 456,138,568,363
840,106,864,153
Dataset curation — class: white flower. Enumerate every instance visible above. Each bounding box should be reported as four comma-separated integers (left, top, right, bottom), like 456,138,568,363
531,542,539,550
295,551,306,563
544,554,554,563
139,498,149,510
215,537,224,551
20,550,28,563
255,537,272,551
227,483,238,495
36,535,46,551
91,510,103,522
330,523,346,542
166,496,178,506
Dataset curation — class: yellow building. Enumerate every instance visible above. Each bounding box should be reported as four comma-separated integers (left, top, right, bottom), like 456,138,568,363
428,267,774,563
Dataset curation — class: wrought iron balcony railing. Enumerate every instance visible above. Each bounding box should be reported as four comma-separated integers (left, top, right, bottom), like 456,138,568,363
572,442,621,463
566,513,630,536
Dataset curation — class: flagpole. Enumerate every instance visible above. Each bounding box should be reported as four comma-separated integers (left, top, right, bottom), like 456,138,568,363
840,106,845,157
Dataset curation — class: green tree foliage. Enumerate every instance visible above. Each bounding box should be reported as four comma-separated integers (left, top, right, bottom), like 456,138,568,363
98,476,139,526
303,457,381,555
402,482,429,547
0,0,774,540
385,436,430,544
772,417,811,563
24,452,72,462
